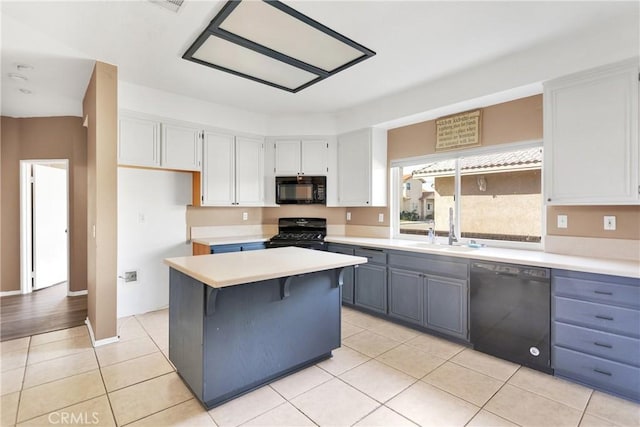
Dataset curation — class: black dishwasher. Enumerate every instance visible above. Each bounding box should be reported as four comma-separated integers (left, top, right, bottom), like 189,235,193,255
470,261,552,374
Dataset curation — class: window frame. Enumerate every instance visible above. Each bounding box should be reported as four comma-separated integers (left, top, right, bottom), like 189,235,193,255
390,139,544,250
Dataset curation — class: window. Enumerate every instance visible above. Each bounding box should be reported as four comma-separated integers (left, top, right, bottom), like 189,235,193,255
393,143,543,246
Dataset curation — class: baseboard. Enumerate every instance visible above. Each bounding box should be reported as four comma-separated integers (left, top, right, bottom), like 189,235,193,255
67,290,88,297
85,317,119,348
0,290,21,297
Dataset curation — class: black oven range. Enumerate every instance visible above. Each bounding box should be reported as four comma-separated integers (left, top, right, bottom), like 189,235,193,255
267,218,327,250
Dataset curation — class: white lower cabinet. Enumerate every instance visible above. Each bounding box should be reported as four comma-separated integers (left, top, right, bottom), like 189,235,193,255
202,132,264,206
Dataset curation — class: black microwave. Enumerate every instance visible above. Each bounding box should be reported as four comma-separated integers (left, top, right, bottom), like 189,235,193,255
276,176,326,205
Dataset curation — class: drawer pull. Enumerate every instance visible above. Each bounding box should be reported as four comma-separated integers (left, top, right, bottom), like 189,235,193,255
594,290,613,296
593,368,612,377
595,315,614,321
593,342,613,349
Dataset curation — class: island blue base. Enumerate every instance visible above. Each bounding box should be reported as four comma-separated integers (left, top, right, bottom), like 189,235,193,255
168,267,342,409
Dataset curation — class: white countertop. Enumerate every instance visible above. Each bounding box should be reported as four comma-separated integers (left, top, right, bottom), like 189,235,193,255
164,246,368,288
325,236,640,279
192,235,271,246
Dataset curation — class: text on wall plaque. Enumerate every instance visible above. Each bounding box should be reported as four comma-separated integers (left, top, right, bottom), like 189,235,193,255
435,109,482,151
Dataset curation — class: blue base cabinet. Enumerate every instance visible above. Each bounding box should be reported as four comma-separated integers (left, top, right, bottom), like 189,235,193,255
353,248,388,315
388,268,423,325
327,244,355,304
552,269,640,402
387,252,469,341
210,242,266,254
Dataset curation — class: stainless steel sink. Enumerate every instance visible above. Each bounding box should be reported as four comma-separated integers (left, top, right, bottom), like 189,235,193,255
407,242,476,252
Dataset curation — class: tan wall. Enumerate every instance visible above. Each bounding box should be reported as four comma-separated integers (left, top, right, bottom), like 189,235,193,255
83,61,118,341
187,206,263,227
547,205,640,240
186,205,347,231
388,95,543,161
0,116,87,292
263,206,347,225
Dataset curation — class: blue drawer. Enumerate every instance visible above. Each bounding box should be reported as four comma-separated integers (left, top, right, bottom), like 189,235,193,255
554,346,640,402
387,252,468,279
328,245,355,256
553,322,640,367
554,296,640,338
554,272,640,309
355,248,387,264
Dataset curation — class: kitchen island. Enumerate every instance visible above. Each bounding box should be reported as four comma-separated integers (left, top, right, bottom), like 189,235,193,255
163,247,367,409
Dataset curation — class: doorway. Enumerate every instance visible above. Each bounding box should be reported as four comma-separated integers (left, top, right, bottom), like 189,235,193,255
20,160,70,294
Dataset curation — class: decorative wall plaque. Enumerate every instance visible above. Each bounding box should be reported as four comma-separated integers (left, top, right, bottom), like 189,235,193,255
435,109,482,151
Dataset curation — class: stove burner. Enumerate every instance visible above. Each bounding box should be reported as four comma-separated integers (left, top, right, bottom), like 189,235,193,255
267,218,327,250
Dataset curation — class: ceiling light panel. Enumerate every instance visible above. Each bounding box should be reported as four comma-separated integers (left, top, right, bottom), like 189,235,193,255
219,1,365,73
183,0,375,93
192,35,319,91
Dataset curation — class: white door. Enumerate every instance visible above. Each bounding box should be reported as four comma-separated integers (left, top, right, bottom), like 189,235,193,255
33,164,68,290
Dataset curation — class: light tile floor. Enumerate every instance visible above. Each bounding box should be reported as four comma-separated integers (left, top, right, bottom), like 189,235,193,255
1,306,639,426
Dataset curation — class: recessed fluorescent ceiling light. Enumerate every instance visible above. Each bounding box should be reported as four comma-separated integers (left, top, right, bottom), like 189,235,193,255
183,0,376,93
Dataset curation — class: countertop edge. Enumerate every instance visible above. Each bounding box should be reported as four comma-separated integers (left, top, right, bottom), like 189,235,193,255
164,253,368,289
325,236,640,279
192,235,271,246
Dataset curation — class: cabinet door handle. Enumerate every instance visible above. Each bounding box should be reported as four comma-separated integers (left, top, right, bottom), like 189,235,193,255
595,315,614,321
593,368,612,376
594,290,613,296
593,342,613,349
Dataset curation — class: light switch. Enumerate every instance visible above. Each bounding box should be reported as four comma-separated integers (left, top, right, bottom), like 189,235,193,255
604,216,616,231
346,212,351,221
378,213,384,223
557,214,568,229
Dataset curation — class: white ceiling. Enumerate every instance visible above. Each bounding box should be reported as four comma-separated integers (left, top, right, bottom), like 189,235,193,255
1,1,638,119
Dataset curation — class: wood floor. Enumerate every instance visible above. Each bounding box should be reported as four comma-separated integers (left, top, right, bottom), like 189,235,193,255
0,283,87,342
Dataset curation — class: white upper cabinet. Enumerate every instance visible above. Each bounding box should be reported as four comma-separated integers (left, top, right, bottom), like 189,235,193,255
202,132,264,207
202,131,235,206
161,123,202,171
300,140,329,175
274,140,301,175
235,136,264,206
337,128,387,207
118,114,160,167
119,112,202,172
544,58,639,205
274,139,328,175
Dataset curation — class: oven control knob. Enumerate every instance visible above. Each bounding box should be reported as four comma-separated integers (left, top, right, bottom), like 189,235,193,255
529,347,540,357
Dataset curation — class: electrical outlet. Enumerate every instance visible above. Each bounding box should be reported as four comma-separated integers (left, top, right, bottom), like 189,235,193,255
346,212,351,221
378,213,384,223
242,212,248,221
557,214,568,229
604,216,616,231
123,271,137,282
138,212,146,224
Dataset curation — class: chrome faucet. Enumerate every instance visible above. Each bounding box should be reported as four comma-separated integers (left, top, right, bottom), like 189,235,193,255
448,207,458,245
